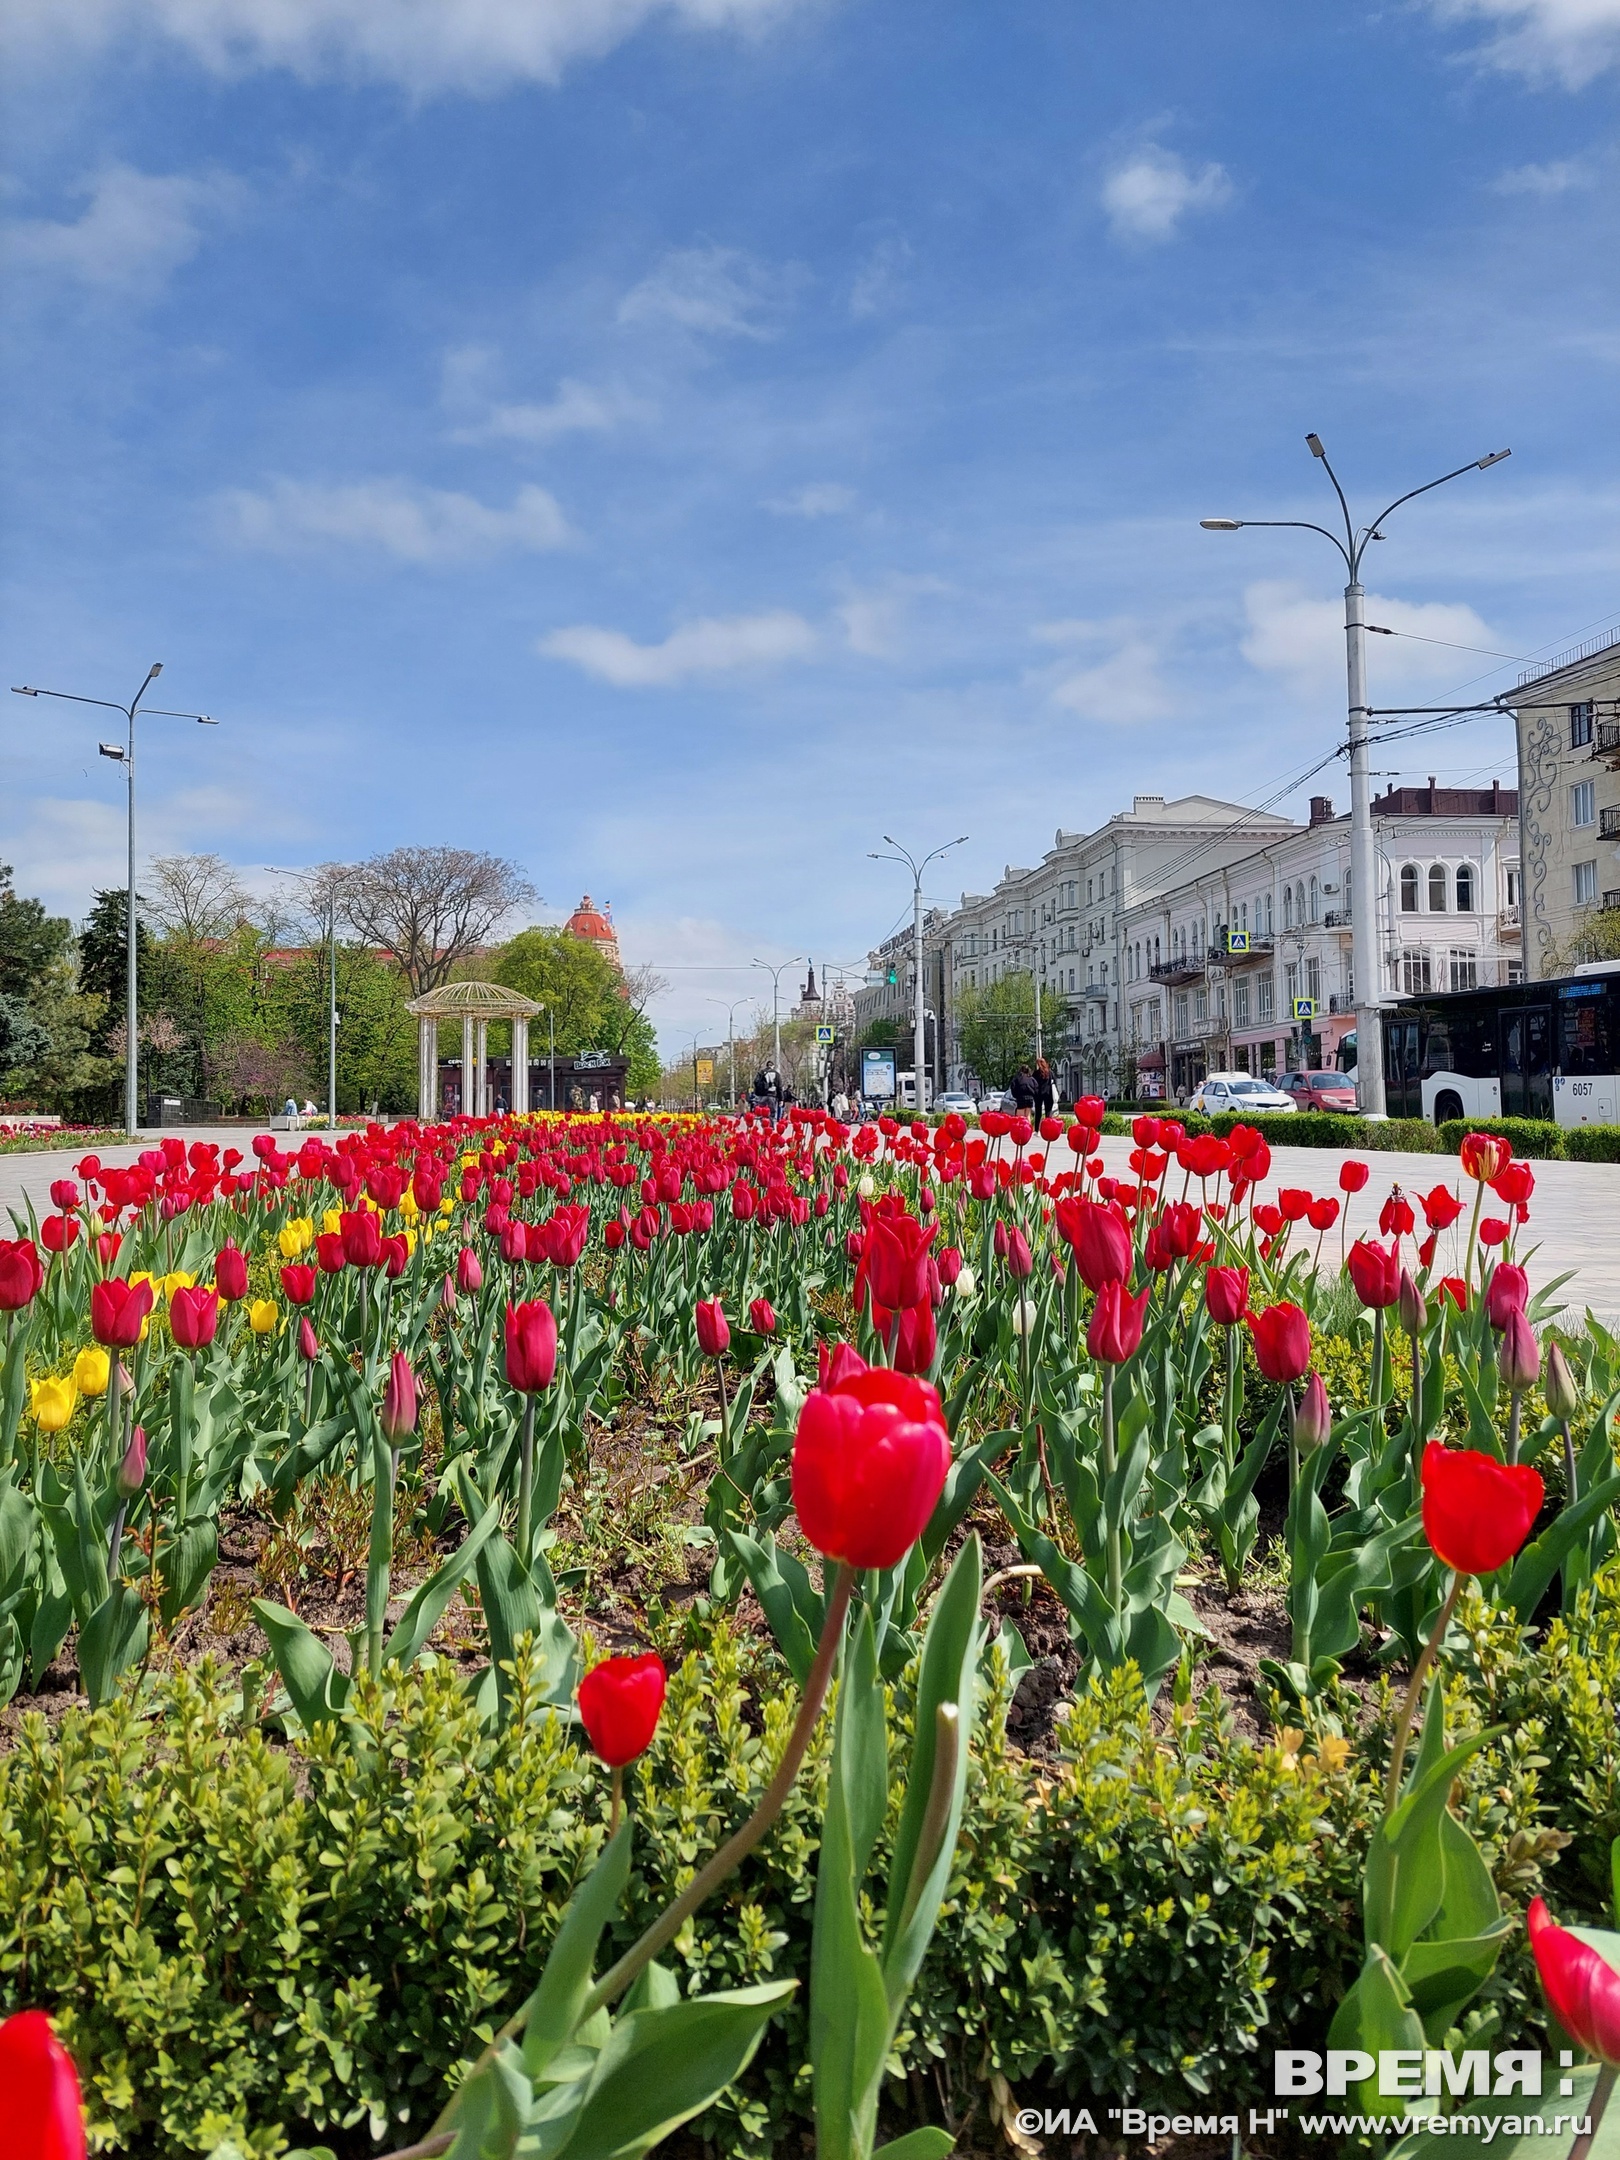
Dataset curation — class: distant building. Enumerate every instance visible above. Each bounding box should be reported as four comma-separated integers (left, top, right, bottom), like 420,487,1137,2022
1504,633,1620,977
564,894,622,974
795,961,824,1017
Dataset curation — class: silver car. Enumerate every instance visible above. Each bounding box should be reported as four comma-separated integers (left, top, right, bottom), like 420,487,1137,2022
1189,1071,1298,1115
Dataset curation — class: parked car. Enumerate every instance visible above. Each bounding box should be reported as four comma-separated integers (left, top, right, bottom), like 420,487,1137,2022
934,1091,979,1117
1187,1071,1297,1115
1273,1068,1360,1114
976,1088,1015,1115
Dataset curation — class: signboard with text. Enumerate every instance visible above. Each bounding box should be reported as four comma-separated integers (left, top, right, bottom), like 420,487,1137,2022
861,1048,897,1101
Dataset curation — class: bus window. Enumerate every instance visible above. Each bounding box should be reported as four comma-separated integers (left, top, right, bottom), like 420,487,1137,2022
1559,987,1613,1076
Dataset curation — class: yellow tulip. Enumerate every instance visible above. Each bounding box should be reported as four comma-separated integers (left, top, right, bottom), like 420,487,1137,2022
323,1208,342,1236
402,1228,417,1256
163,1270,196,1300
279,1218,314,1258
438,1195,455,1217
400,1190,419,1221
248,1299,279,1336
73,1346,111,1397
30,1375,77,1431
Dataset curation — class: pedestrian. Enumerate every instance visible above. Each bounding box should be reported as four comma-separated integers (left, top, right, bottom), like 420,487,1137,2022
1034,1057,1055,1121
1009,1064,1037,1114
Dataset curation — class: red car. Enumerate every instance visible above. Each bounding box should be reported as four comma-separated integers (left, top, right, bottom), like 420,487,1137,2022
1275,1069,1359,1114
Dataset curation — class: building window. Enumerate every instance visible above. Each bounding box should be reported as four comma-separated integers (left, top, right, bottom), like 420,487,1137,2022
1257,973,1274,1020
1173,992,1189,1036
1448,949,1478,991
1575,861,1599,906
1305,957,1321,1002
1428,864,1448,912
1402,948,1432,994
1506,864,1520,908
1233,978,1250,1025
1507,960,1524,984
1309,876,1320,923
1284,960,1299,1005
1401,864,1419,912
1194,987,1208,1023
1150,997,1162,1035
1283,886,1293,930
1571,702,1595,748
1455,863,1475,912
1572,779,1596,827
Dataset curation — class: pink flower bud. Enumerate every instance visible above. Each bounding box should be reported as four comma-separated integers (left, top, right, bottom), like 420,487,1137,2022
1294,1373,1331,1452
1499,1307,1541,1394
380,1350,418,1439
298,1316,319,1362
118,1426,147,1495
1397,1269,1426,1337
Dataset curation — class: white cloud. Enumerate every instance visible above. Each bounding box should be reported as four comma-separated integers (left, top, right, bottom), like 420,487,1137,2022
767,482,856,518
1100,146,1233,244
442,351,651,443
1490,156,1595,194
219,477,574,560
3,163,229,288
2,0,809,97
848,228,912,319
539,610,817,686
617,244,799,340
1430,0,1620,86
1241,580,1504,684
1032,620,1174,725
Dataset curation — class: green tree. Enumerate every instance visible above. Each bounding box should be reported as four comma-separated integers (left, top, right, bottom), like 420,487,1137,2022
489,930,664,1095
77,888,154,1053
955,970,1066,1088
281,944,417,1115
0,867,111,1113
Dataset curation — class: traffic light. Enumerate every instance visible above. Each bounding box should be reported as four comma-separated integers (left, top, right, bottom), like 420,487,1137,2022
887,966,898,986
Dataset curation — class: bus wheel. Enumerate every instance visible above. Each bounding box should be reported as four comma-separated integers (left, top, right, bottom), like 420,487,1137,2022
1433,1090,1464,1124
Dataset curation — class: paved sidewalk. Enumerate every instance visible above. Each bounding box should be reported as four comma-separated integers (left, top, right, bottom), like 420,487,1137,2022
6,1124,1619,1324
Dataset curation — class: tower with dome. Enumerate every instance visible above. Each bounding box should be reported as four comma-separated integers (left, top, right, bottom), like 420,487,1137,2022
564,894,622,975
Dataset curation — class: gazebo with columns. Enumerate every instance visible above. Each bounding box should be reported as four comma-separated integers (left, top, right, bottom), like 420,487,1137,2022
406,979,541,1120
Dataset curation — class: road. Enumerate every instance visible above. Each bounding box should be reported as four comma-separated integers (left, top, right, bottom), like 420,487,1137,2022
5,1123,1618,1326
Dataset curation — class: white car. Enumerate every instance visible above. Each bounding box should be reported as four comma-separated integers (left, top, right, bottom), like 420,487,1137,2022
934,1092,979,1117
1189,1071,1297,1115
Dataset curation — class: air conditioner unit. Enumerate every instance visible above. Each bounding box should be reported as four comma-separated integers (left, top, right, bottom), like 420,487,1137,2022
1322,883,1339,894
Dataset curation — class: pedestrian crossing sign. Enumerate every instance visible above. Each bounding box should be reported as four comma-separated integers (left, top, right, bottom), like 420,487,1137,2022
815,1024,835,1044
1226,931,1250,954
1292,997,1317,1021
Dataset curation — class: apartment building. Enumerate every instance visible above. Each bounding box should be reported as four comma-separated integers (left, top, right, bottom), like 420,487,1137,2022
934,794,1299,1100
1119,784,1520,1100
851,910,948,1077
1506,631,1620,979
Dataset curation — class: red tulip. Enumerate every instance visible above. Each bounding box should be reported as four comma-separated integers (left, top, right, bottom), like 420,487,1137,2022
1438,1275,1469,1310
49,1179,80,1212
298,1315,319,1362
818,1340,869,1389
315,1231,346,1274
1160,1201,1203,1257
1205,1264,1249,1327
1087,1279,1150,1365
1527,1898,1620,2065
118,1426,148,1495
1485,1261,1529,1330
169,1285,220,1350
1347,1238,1402,1310
382,1234,409,1279
214,1244,249,1302
280,1263,317,1305
1421,1184,1465,1231
1421,1441,1541,1574
340,1210,384,1269
40,1214,79,1254
0,1238,44,1311
1499,1307,1540,1393
380,1351,418,1440
1054,1198,1132,1292
0,2009,87,2160
1492,1160,1535,1207
90,1275,153,1348
892,1299,936,1376
1459,1132,1512,1184
1479,1216,1510,1248
864,1212,938,1311
1277,1187,1313,1225
1379,1191,1416,1238
1306,1195,1339,1232
456,1245,483,1294
935,1246,963,1288
1294,1371,1331,1451
748,1297,778,1335
578,1652,666,1767
505,1299,558,1392
1004,1227,1033,1279
792,1365,951,1570
1338,1160,1370,1195
1245,1301,1312,1385
695,1298,730,1358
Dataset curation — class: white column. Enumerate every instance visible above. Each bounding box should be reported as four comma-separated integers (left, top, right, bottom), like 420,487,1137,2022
511,1017,529,1113
418,1017,437,1118
475,1020,488,1117
461,1015,475,1119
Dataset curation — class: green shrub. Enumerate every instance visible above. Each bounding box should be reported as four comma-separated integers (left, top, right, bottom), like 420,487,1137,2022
5,1600,1606,2157
1437,1115,1565,1159
1562,1123,1620,1164
1104,1111,1442,1152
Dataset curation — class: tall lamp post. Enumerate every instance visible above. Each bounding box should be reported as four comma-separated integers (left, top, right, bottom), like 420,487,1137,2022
1201,436,1509,1117
13,666,217,1137
267,865,342,1126
708,997,751,1109
750,956,804,1075
869,834,968,1111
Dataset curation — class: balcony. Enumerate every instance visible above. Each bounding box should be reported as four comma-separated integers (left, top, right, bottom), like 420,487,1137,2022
1323,910,1353,930
1597,721,1620,762
1150,954,1205,986
1600,805,1620,840
1328,993,1354,1015
1209,935,1272,965
1605,891,1620,914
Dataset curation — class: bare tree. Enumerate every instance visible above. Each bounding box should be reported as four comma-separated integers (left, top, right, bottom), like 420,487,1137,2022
594,960,670,1055
340,847,537,995
146,854,252,942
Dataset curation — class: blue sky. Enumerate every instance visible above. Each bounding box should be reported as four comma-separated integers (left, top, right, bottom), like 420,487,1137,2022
3,0,1618,1054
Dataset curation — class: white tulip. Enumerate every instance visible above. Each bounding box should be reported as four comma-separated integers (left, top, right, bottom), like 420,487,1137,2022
857,1173,876,1199
1010,1297,1036,1336
954,1265,978,1298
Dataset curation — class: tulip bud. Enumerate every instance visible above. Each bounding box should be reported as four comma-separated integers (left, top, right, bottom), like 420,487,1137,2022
1397,1268,1426,1337
993,1219,1010,1260
441,1271,456,1312
695,1297,730,1358
380,1350,418,1439
1499,1307,1541,1394
1010,1296,1035,1337
1544,1340,1581,1421
298,1315,319,1362
118,1425,148,1495
748,1297,777,1335
456,1245,483,1295
214,1243,249,1302
1294,1372,1331,1453
856,1173,876,1200
1005,1226,1033,1278
954,1264,978,1298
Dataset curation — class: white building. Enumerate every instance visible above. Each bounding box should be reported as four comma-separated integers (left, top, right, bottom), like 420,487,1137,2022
1119,783,1520,1100
938,794,1300,1100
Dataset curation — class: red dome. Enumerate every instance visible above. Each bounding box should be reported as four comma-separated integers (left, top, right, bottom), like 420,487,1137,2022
565,895,621,967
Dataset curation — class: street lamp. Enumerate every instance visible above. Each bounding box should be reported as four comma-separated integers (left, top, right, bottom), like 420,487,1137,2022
13,666,217,1137
750,956,804,1074
531,1001,557,1110
1200,436,1510,1117
707,997,752,1109
267,865,342,1127
868,835,968,1111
